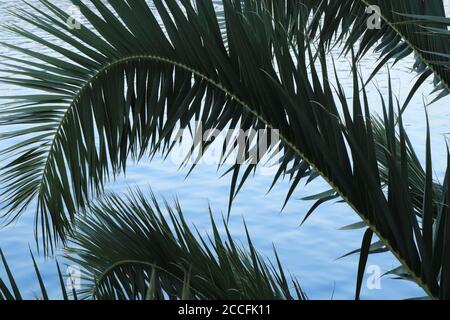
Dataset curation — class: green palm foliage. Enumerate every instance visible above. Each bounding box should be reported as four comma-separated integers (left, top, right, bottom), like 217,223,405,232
0,249,73,300
309,0,450,102
66,189,304,300
0,0,449,300
1,192,304,300
0,0,309,250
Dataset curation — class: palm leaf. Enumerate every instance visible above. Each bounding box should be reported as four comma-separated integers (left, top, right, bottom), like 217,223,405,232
307,0,450,101
0,0,312,251
64,188,305,300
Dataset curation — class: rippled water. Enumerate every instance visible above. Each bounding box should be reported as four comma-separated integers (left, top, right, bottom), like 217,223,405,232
0,1,449,300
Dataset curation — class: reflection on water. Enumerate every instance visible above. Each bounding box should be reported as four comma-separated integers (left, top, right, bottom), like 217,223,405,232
0,1,449,300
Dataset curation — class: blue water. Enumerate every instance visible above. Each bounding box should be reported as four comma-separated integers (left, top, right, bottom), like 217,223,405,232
0,1,449,300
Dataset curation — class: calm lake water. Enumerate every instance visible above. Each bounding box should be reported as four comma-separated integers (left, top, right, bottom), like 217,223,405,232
0,1,449,300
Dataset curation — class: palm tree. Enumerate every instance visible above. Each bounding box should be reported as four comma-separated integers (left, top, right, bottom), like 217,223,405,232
0,0,449,299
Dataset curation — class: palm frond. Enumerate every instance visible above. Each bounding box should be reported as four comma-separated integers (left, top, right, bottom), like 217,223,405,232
0,0,312,251
308,0,450,104
64,189,305,300
1,190,305,301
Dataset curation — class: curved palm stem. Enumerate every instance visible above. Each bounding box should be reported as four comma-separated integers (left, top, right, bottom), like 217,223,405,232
90,260,205,300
